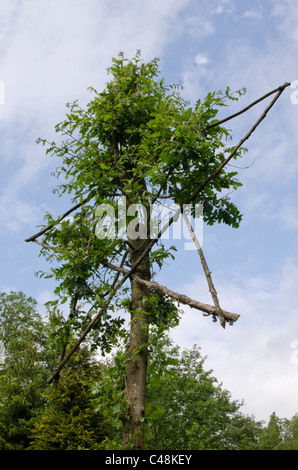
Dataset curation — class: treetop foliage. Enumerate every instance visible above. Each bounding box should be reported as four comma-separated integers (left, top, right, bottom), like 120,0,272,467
41,51,244,221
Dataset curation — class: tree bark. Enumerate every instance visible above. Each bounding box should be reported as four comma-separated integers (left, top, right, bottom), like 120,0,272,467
122,231,151,450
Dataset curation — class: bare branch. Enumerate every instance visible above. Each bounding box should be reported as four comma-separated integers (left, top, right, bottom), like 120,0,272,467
103,261,240,325
24,196,91,243
47,300,110,384
181,208,226,328
188,82,289,203
53,293,79,389
207,82,291,130
47,247,239,385
32,239,55,250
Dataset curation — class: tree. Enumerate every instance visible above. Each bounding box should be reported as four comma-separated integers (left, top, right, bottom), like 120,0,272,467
258,412,287,450
92,328,262,450
29,346,111,450
145,330,264,450
221,413,263,450
25,51,290,449
261,413,298,450
281,414,298,449
0,291,53,449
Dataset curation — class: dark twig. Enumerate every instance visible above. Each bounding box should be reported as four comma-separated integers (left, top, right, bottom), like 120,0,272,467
24,196,91,243
207,82,291,130
189,82,289,203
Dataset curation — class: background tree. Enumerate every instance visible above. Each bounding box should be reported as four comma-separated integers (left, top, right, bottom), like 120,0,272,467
258,412,287,450
29,346,111,450
274,414,298,450
221,413,263,450
25,52,289,449
92,327,262,450
145,328,263,450
258,412,298,450
0,291,53,450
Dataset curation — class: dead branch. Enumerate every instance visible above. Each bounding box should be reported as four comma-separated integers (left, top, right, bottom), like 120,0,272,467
47,252,240,385
207,82,290,130
103,261,240,325
32,239,55,250
53,293,79,389
24,196,91,243
181,209,226,328
188,82,290,203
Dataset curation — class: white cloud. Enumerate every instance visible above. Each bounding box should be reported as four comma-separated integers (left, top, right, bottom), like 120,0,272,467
36,289,56,311
0,128,54,234
0,197,42,233
271,0,298,43
213,0,236,15
267,199,298,232
185,16,215,38
242,6,263,20
194,52,210,67
0,0,189,126
0,0,190,235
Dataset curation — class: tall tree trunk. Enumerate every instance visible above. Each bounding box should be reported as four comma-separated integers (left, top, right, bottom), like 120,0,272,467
122,231,151,450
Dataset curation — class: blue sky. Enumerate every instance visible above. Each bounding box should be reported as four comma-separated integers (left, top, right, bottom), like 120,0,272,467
1,0,298,423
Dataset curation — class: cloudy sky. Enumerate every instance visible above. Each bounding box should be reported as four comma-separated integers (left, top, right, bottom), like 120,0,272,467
1,0,298,424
